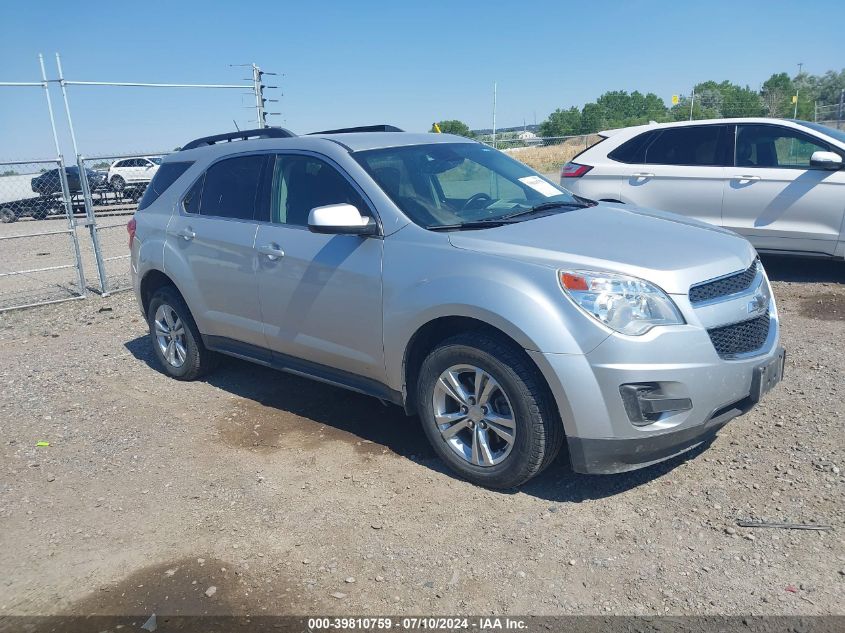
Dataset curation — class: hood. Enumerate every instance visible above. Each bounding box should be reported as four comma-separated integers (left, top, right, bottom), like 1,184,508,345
448,203,757,295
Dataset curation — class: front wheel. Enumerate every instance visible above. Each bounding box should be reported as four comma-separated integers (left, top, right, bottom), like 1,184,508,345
147,286,217,380
0,208,16,223
416,332,564,488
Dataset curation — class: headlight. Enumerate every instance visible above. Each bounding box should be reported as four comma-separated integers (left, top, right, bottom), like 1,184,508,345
559,270,684,336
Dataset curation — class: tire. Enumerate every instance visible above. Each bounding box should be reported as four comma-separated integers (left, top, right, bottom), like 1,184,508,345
110,175,125,192
416,332,564,489
0,208,16,223
147,286,217,381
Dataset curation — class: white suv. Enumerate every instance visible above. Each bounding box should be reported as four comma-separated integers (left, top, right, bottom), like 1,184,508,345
108,156,161,192
562,118,845,259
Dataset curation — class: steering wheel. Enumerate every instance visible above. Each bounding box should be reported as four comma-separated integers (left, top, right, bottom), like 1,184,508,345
461,192,493,211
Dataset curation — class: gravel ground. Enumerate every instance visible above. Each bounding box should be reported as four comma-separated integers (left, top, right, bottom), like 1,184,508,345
0,255,843,620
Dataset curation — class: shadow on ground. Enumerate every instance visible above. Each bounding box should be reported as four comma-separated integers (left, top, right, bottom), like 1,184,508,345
761,254,845,284
124,335,704,503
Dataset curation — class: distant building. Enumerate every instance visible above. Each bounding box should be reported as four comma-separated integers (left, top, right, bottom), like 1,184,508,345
517,130,537,141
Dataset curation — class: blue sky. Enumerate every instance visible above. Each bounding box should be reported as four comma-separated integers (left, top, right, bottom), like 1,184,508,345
1,0,841,158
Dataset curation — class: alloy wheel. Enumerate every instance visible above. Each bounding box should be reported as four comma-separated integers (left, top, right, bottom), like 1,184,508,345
432,364,516,466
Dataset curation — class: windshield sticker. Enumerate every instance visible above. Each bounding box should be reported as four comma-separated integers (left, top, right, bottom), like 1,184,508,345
518,176,562,198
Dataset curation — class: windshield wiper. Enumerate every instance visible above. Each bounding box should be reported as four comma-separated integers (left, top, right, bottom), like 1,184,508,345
426,200,595,231
426,218,520,231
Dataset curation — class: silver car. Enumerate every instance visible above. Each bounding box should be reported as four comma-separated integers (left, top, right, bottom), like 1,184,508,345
129,126,785,488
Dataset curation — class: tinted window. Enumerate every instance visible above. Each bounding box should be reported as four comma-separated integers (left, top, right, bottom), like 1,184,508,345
198,155,266,220
182,174,204,215
138,161,193,211
644,125,729,166
736,124,832,169
271,155,366,226
608,131,658,164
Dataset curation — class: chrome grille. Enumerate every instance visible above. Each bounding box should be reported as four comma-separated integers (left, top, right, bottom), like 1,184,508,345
689,259,759,304
707,312,771,359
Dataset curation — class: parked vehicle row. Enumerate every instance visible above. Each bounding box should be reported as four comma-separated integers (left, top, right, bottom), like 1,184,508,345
562,118,845,258
0,158,158,223
130,126,783,488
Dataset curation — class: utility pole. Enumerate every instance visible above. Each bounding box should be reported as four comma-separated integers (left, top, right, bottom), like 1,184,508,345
492,81,497,148
232,63,279,128
252,64,265,128
689,87,695,121
838,88,844,130
794,62,803,119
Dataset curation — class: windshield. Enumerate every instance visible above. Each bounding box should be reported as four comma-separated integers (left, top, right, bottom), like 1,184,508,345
793,120,845,145
353,143,581,229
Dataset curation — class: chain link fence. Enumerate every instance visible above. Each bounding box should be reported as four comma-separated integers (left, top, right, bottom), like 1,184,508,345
75,152,168,295
0,158,86,311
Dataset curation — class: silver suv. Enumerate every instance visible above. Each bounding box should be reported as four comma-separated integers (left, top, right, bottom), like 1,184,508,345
129,126,785,488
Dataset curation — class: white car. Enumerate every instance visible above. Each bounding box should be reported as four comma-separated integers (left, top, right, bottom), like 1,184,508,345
107,156,161,192
562,118,845,258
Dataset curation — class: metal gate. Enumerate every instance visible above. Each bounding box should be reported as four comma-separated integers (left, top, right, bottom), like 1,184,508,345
75,152,169,295
0,158,86,311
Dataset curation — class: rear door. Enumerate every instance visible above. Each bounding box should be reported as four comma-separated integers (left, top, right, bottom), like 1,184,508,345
618,124,731,227
254,152,385,382
165,153,270,347
721,123,845,255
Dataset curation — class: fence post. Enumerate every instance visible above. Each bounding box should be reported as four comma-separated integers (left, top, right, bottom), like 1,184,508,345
76,154,109,295
56,157,87,296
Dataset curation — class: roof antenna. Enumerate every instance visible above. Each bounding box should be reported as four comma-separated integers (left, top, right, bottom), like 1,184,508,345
233,119,241,131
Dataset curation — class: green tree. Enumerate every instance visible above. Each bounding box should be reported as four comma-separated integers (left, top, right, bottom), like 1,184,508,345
431,120,473,137
762,72,794,118
539,107,581,137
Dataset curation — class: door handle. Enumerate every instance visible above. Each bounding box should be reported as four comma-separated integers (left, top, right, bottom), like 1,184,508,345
732,175,761,181
631,172,654,178
167,227,196,241
257,243,285,261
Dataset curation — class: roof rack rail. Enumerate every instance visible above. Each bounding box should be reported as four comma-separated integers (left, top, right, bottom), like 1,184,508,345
181,127,296,151
309,124,404,135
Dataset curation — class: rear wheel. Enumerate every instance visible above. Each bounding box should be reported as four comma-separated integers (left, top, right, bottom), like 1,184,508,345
0,208,16,223
416,332,564,488
110,175,126,192
147,286,217,380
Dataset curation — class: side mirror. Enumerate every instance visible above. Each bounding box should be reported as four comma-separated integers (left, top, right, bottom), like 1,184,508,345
810,151,843,170
308,203,377,236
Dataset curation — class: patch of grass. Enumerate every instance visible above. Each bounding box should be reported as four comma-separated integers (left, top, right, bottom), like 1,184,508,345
505,135,602,173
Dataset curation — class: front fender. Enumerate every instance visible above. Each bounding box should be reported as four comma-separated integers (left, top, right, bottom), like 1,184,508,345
382,229,610,394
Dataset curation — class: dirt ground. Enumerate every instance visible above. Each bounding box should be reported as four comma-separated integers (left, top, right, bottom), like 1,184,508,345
1,255,843,622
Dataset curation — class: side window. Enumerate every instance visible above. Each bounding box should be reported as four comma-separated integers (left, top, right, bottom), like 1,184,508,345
138,161,193,211
198,155,266,220
736,125,830,169
114,160,126,169
182,174,204,214
644,126,729,166
608,131,658,164
271,155,366,227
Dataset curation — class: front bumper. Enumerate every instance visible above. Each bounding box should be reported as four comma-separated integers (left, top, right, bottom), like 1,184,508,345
529,314,783,474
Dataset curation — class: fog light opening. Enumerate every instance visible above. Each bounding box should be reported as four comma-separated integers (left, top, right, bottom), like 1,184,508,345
620,383,692,426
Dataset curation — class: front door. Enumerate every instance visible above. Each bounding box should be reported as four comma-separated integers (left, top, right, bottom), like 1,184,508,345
721,123,845,256
618,123,731,228
255,153,385,382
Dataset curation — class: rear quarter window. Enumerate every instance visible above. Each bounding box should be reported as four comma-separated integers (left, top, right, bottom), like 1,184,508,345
137,161,193,211
607,131,658,164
